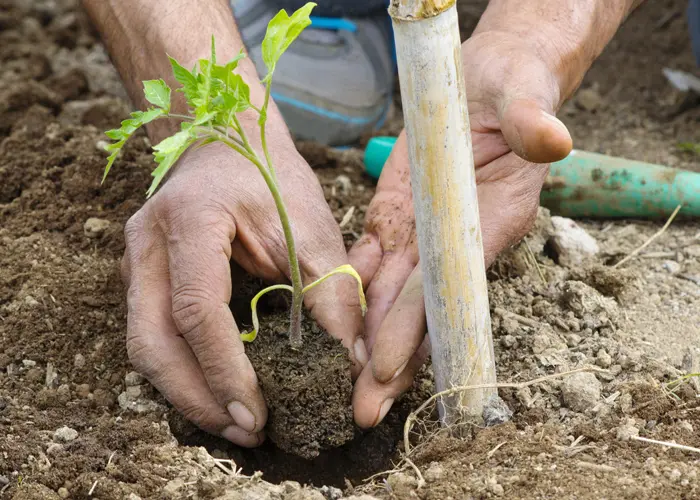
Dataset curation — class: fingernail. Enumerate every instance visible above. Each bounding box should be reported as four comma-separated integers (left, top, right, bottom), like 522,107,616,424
221,425,264,447
374,398,394,427
227,401,256,432
390,360,409,382
541,110,569,134
354,338,369,367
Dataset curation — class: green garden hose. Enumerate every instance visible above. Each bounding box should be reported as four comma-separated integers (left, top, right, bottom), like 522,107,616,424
363,136,700,219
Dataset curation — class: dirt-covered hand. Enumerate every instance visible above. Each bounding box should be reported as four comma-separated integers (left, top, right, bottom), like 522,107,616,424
120,134,366,446
350,31,574,428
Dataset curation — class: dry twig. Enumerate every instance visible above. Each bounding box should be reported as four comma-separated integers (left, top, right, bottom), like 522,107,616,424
631,435,700,454
613,204,682,269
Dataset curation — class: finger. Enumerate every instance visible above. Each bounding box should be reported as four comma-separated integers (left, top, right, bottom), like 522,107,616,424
123,213,264,447
354,266,428,429
353,344,429,429
347,232,382,289
361,252,417,351
370,266,426,383
499,98,573,164
299,215,368,376
160,199,267,434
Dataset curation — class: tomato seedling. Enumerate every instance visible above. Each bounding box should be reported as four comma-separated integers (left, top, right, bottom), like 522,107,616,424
102,2,366,347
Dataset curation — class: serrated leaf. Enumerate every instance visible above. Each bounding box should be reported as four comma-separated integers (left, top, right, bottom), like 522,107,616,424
134,108,166,124
228,74,251,113
143,80,171,111
193,109,218,126
105,129,124,140
261,2,315,81
101,107,165,183
211,50,246,82
146,127,197,197
103,139,125,181
170,56,199,102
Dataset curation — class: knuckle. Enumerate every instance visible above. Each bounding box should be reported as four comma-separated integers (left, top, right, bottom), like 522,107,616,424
171,284,216,337
126,331,162,381
179,403,219,431
124,211,146,248
154,189,232,246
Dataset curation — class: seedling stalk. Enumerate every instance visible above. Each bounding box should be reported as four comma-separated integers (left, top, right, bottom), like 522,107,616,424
389,0,497,424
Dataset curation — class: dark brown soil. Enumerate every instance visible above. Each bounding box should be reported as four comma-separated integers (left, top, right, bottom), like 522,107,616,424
245,312,355,460
3,0,700,499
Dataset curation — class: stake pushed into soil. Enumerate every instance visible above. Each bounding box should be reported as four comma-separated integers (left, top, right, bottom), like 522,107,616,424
389,0,497,424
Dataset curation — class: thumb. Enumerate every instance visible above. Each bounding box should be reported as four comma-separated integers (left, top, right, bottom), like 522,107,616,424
499,98,573,164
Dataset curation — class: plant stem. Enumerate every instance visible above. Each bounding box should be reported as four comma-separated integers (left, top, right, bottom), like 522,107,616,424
207,126,305,346
259,80,304,346
259,83,276,180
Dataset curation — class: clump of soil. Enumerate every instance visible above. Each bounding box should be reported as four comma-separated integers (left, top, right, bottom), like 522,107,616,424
245,313,355,459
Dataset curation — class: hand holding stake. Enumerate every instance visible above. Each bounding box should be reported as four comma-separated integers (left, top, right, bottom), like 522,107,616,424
389,0,497,424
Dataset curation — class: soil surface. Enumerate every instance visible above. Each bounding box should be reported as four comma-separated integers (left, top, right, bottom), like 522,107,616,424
2,0,700,499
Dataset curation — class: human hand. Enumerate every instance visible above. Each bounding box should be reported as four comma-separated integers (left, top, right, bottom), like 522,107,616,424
121,128,366,446
350,30,574,428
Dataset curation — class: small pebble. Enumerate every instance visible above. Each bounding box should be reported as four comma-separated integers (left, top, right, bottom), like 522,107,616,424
549,216,599,266
24,296,39,307
668,469,682,482
75,384,90,398
124,371,144,387
566,334,582,347
575,87,604,112
58,487,69,499
46,443,64,455
561,372,602,412
663,260,681,274
22,359,37,368
83,217,111,238
53,426,78,442
423,462,445,483
679,420,694,433
501,335,516,348
596,349,613,368
334,175,352,194
615,418,639,441
74,354,86,369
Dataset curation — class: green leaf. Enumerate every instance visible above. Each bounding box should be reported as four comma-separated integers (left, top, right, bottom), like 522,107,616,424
143,80,171,111
227,74,251,113
261,2,315,82
102,107,166,182
169,56,199,102
211,50,246,82
193,109,218,126
134,108,166,124
146,126,197,197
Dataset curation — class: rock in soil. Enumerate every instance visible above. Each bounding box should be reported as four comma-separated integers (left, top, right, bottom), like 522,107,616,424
53,425,78,442
549,216,600,266
245,312,355,459
560,372,602,412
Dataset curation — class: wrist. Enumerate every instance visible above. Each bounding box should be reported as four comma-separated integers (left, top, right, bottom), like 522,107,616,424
472,0,641,102
84,0,287,143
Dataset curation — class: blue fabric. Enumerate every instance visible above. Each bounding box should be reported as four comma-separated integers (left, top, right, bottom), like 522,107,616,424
690,0,700,65
269,0,387,17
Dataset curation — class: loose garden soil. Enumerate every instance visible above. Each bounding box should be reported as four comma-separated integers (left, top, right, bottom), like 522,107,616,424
2,0,700,499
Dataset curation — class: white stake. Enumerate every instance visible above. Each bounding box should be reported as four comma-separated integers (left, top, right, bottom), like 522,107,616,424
389,0,496,424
